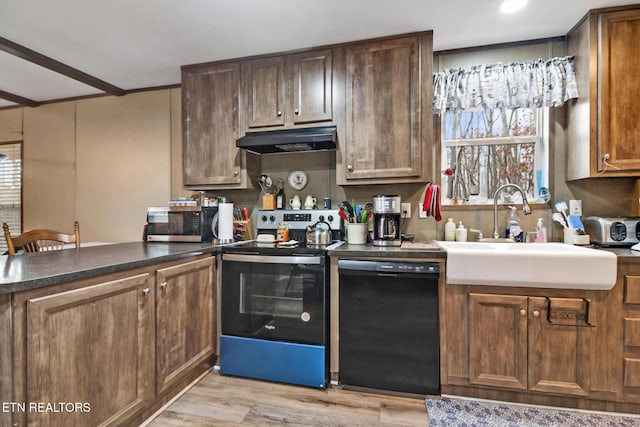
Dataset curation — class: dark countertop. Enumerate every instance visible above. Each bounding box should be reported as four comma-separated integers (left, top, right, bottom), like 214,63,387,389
328,241,447,259
3,240,634,295
0,242,222,294
599,247,640,259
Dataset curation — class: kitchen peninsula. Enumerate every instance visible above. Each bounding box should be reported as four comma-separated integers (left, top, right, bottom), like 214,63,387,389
0,242,218,427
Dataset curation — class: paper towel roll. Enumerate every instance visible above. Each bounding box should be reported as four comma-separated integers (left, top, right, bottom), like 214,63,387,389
218,203,234,242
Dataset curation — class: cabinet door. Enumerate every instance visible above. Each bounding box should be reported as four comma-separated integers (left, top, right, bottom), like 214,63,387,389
288,49,332,124
25,273,154,427
182,62,243,186
599,9,640,172
156,258,214,395
343,36,423,181
245,56,286,129
468,293,528,389
528,297,591,396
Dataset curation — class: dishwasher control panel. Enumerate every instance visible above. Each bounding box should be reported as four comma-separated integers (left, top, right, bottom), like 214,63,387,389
338,259,440,275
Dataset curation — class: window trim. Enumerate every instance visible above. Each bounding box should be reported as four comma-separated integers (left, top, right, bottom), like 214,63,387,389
439,108,550,206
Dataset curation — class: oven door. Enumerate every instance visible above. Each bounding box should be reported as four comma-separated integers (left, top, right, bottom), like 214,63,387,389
221,253,326,345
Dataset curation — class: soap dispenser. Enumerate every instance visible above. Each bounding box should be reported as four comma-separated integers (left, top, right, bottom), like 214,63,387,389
505,206,523,242
456,221,468,242
444,218,456,241
535,218,547,243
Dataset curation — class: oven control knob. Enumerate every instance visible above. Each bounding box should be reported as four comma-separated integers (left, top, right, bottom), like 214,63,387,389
269,215,276,223
261,215,268,223
319,215,325,222
327,215,334,222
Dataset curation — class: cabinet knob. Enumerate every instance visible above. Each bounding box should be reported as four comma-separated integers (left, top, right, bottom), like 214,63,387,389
234,170,239,176
142,288,150,296
520,309,526,316
347,165,353,172
160,282,168,290
277,110,282,117
533,310,540,317
294,109,299,115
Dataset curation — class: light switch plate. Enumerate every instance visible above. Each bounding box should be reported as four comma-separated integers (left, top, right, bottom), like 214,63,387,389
401,202,411,218
569,199,582,216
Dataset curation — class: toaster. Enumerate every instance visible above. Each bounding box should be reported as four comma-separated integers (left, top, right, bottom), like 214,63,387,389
584,216,640,246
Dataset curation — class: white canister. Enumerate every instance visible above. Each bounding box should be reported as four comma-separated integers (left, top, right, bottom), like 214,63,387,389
455,221,468,242
347,223,367,245
218,202,234,243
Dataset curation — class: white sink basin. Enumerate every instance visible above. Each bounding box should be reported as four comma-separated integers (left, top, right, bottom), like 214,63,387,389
437,241,617,290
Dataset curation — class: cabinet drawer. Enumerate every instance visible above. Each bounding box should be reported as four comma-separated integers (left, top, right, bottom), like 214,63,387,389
625,276,640,304
625,318,640,347
624,358,640,388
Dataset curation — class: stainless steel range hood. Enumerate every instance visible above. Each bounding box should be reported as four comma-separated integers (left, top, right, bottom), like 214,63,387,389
236,126,337,154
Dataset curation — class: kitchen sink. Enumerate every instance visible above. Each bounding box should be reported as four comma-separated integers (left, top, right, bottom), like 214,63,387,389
436,241,617,290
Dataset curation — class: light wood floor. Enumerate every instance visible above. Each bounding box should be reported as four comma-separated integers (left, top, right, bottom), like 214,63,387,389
147,370,430,426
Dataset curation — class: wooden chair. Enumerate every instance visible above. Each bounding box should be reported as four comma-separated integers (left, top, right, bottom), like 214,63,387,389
2,221,80,255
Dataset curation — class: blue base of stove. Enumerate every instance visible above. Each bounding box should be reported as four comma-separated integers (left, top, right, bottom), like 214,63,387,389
219,335,326,388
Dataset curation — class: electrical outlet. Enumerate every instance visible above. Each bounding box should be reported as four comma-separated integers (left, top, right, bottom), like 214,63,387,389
401,202,411,218
569,199,582,216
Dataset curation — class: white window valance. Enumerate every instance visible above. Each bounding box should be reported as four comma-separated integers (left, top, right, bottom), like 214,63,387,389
433,56,578,115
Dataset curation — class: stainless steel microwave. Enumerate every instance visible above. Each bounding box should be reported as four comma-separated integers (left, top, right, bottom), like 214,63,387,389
145,206,217,242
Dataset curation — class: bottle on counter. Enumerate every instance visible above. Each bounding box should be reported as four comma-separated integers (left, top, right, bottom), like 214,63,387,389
505,206,523,242
535,218,547,243
455,221,468,242
276,186,285,210
444,218,456,241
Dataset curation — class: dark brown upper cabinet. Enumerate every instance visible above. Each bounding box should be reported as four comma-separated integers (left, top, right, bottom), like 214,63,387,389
567,6,640,179
336,32,433,185
243,49,333,130
182,62,257,189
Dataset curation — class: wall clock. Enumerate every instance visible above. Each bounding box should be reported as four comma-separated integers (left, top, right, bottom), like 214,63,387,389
288,170,308,191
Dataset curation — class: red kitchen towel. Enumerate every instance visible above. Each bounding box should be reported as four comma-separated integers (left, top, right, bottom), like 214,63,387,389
421,183,442,221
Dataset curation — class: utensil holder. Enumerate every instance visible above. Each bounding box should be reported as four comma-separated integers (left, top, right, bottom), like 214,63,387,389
347,223,367,245
233,220,253,241
564,228,590,245
262,194,276,210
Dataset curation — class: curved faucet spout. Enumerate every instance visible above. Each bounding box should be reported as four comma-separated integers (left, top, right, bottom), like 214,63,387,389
492,183,531,239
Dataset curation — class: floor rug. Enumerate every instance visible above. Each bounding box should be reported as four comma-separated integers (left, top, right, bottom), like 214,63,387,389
426,395,640,426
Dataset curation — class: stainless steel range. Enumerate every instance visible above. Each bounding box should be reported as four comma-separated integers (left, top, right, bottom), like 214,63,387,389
219,209,343,388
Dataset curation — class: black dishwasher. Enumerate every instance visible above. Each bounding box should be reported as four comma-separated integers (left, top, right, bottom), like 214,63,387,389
338,259,440,395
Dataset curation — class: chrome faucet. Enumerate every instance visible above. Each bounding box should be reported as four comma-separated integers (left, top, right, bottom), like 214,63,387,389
492,184,531,239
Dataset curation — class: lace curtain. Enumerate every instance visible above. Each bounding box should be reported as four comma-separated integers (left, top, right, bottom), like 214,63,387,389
433,56,578,115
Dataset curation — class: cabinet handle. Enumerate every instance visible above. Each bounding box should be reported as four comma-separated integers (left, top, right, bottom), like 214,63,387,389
277,110,282,117
347,165,353,172
160,282,168,290
294,109,299,115
520,309,526,316
142,288,150,297
533,310,540,317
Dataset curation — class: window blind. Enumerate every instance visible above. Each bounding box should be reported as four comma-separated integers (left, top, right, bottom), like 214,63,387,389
0,143,22,253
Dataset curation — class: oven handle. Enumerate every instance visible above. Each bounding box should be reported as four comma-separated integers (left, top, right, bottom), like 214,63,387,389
222,253,324,265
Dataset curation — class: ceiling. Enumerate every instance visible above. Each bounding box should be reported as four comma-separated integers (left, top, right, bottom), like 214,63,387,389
0,0,634,109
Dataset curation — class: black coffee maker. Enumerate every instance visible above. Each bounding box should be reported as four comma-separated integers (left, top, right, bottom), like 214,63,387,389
372,195,401,246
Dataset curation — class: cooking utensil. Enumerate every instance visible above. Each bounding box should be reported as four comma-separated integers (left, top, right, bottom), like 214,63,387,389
342,201,354,221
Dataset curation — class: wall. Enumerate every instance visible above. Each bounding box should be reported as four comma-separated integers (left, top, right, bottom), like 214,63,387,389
0,90,174,242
